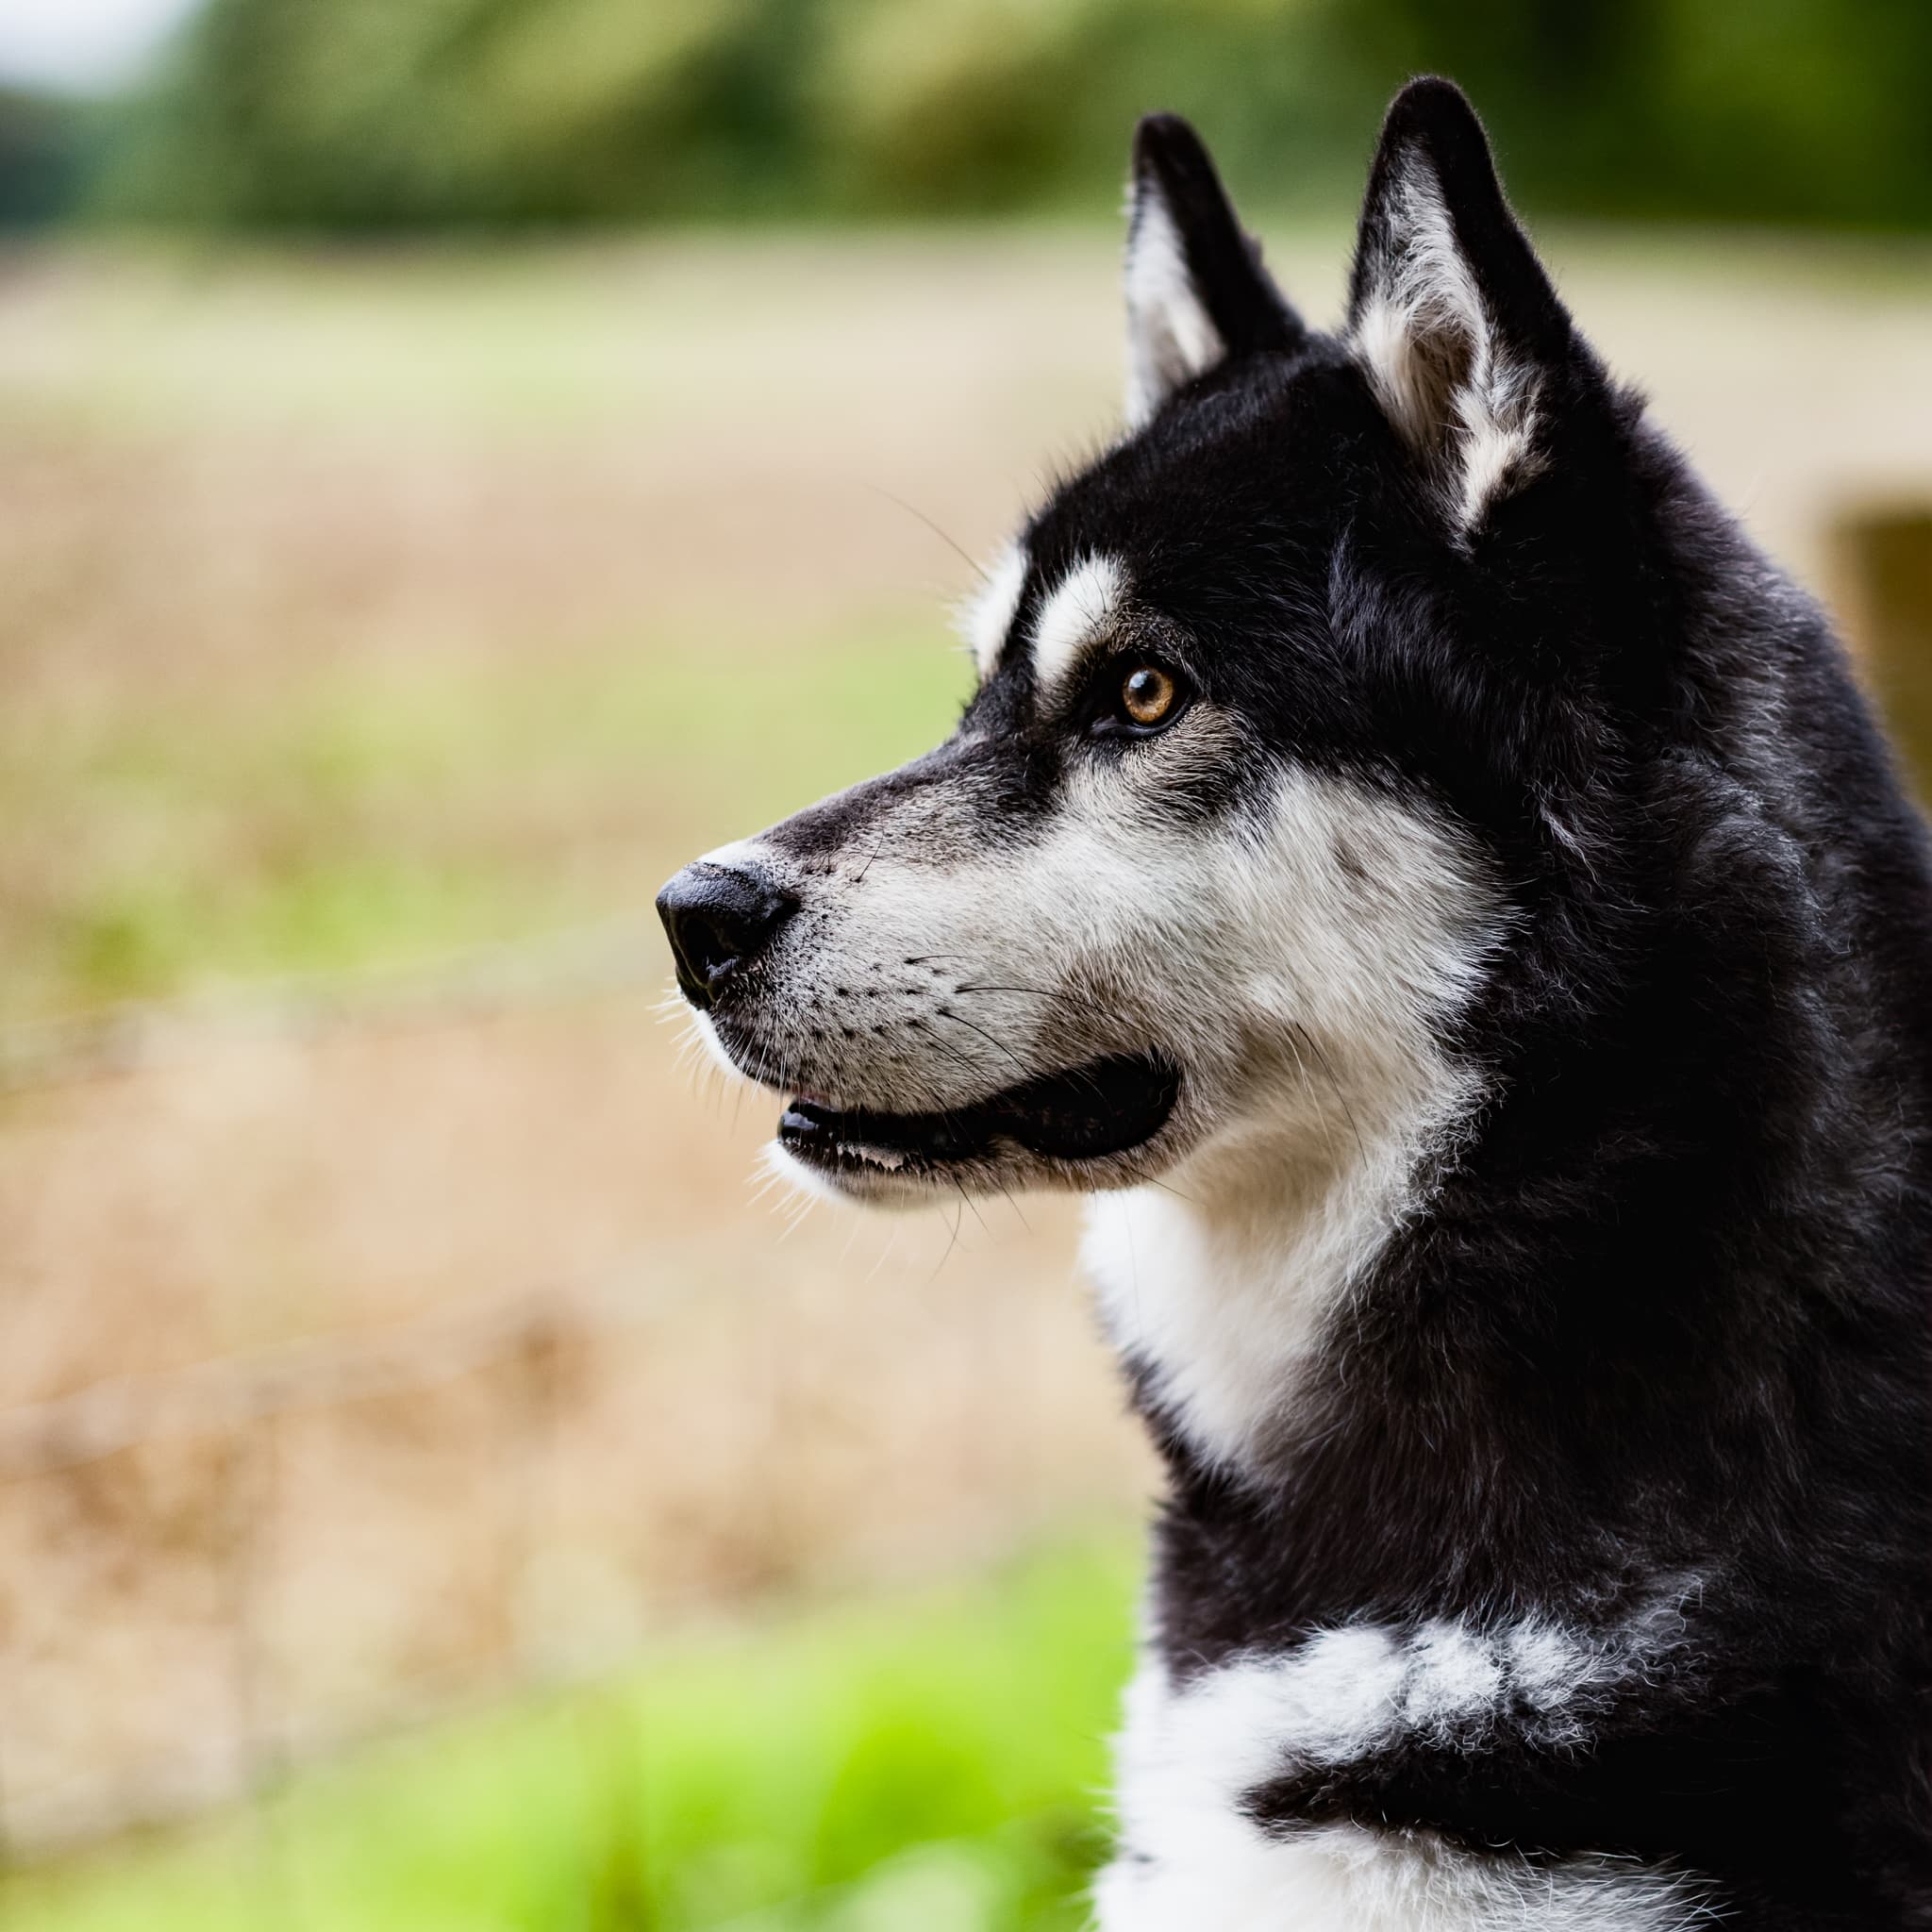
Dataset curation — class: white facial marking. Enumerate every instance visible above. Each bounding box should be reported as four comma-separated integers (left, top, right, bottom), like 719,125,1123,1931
1124,186,1225,427
1030,553,1129,693
1099,1637,1714,1932
955,539,1028,681
1083,769,1496,1471
1352,158,1541,532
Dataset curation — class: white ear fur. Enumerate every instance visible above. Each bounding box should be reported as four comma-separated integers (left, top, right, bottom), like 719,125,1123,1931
1124,184,1226,430
1350,156,1541,533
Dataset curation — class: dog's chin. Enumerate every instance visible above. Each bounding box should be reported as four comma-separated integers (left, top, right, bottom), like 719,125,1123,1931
762,1050,1187,1207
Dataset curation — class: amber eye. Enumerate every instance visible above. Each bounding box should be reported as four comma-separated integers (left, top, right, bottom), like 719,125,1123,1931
1119,664,1178,727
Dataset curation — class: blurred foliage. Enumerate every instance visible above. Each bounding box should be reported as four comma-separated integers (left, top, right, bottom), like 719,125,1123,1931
0,86,97,226
4,1538,1136,1932
44,0,1932,230
0,619,966,1025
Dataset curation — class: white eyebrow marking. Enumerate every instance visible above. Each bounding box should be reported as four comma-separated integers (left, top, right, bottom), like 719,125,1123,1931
955,540,1029,680
1031,554,1129,690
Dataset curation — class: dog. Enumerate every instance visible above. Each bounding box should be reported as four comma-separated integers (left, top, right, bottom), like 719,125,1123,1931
658,77,1932,1930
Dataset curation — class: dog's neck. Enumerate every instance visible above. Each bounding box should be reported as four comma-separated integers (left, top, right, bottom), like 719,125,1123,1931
1082,1038,1479,1475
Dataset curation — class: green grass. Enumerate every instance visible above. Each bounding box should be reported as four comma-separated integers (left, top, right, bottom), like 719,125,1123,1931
0,621,971,1024
1,1539,1137,1932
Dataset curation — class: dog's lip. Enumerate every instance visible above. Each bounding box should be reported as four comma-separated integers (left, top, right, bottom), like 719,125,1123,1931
776,1051,1181,1174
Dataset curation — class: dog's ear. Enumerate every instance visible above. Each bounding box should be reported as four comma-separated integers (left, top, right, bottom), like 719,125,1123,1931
1348,78,1580,535
1124,113,1305,429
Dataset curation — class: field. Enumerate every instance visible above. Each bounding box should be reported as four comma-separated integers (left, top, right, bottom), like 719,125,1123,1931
0,225,1929,1923
4,1541,1136,1931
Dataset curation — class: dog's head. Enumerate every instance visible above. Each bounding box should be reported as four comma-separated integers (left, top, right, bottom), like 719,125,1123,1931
660,80,1642,1208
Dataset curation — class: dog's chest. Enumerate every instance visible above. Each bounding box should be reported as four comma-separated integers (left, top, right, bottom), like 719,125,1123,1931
1080,1044,1475,1472
1096,1652,1707,1932
1082,1172,1394,1470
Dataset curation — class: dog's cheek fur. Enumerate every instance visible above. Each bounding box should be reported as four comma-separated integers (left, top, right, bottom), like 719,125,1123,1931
716,734,1495,1208
1083,767,1498,1470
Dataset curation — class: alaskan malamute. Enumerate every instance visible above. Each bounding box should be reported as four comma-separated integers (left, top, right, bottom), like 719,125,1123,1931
659,77,1932,1930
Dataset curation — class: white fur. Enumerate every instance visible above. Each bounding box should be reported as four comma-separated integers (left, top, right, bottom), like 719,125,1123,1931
1124,187,1225,428
1506,1622,1613,1740
1099,1646,1713,1932
1084,771,1494,1471
1030,554,1130,691
956,539,1029,680
716,722,1497,1470
701,569,1700,1932
728,747,1495,1191
1403,1622,1507,1739
1351,157,1541,532
1182,1630,1407,1771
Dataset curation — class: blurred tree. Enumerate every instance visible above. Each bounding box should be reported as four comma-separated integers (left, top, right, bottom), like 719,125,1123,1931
92,0,1932,229
0,87,94,227
108,0,794,224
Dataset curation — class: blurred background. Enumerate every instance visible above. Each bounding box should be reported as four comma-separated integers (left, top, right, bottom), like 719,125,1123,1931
0,3,1930,1927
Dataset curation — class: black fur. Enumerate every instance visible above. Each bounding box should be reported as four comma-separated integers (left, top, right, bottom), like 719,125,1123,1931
667,75,1932,1926
1131,111,1305,362
1109,83,1932,1926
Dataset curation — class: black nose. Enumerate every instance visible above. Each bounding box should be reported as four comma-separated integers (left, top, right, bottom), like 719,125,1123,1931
656,860,796,1006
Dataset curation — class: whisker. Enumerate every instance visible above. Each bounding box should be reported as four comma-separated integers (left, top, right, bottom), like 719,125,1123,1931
862,481,989,585
915,1025,992,1088
952,1175,991,1236
1275,1023,1341,1169
953,982,1108,1014
995,1180,1032,1234
865,1222,903,1283
929,1200,965,1279
935,1008,1034,1081
1291,1020,1366,1165
776,1186,816,1241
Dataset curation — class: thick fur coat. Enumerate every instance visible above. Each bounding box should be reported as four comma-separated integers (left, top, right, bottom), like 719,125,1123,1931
660,79,1932,1929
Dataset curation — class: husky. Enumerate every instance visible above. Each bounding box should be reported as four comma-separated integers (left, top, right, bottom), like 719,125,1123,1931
658,78,1932,1930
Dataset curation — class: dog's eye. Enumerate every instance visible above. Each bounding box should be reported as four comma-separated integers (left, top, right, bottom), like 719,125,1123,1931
1118,664,1179,728
1086,658,1191,741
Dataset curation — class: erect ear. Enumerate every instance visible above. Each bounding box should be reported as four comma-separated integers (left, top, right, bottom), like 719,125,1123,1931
1124,113,1305,429
1347,78,1580,535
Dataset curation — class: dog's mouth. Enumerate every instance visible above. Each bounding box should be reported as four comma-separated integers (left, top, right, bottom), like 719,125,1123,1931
777,1051,1181,1179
